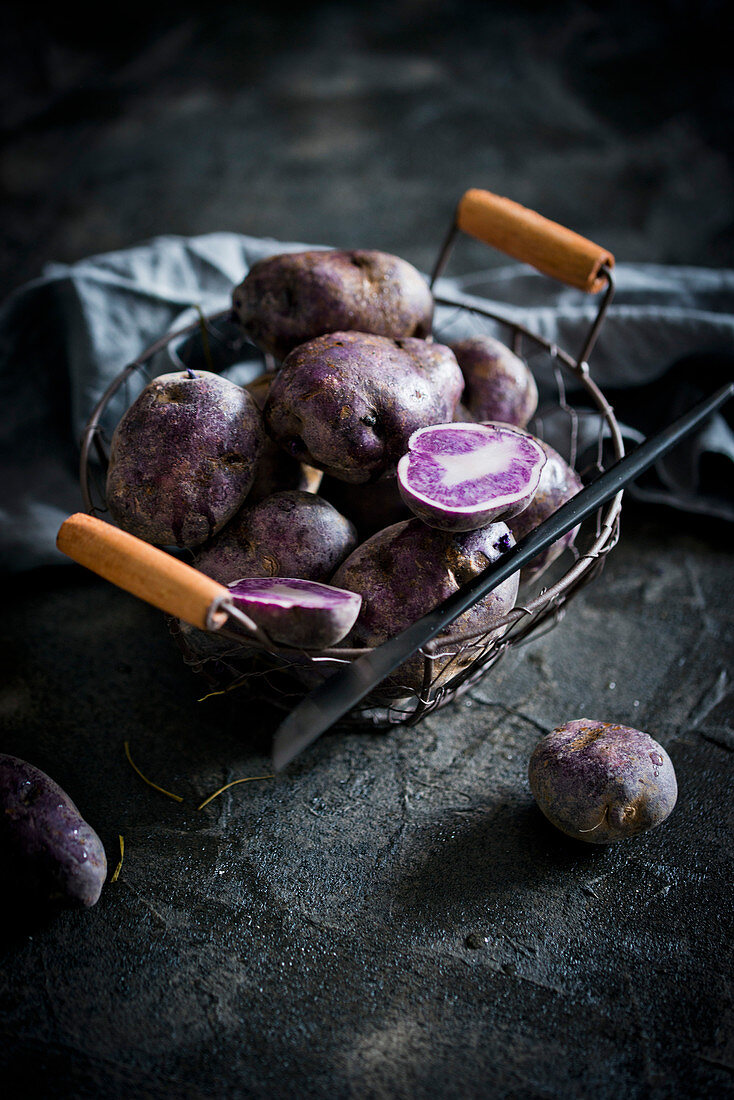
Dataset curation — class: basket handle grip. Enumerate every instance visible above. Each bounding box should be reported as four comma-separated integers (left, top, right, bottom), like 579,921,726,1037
456,189,614,292
57,513,230,631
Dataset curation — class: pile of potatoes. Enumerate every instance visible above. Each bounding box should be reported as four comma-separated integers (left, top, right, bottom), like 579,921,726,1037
106,248,583,695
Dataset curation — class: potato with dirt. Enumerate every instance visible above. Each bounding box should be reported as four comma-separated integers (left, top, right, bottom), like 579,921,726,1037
232,249,434,361
0,755,107,911
331,518,519,695
106,370,264,547
528,719,678,843
451,335,538,427
264,331,464,484
194,489,358,585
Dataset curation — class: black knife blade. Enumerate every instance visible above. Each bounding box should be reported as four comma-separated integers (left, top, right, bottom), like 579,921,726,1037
272,382,733,771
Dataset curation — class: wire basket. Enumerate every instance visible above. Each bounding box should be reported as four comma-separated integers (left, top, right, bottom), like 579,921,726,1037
71,189,624,729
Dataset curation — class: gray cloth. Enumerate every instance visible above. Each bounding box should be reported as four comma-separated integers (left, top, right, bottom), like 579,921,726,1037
1,233,732,572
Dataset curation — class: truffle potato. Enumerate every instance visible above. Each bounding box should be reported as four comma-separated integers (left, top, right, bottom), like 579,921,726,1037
397,422,547,532
264,331,464,484
0,755,107,911
194,490,358,585
331,518,519,695
227,577,362,649
506,437,584,582
232,249,434,361
451,335,538,427
106,371,264,547
529,719,678,843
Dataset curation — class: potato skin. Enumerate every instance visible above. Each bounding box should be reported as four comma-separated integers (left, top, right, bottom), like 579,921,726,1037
506,438,583,581
451,335,538,427
194,489,358,585
528,719,678,844
232,249,434,361
0,755,107,910
264,331,464,484
107,371,264,547
331,518,519,695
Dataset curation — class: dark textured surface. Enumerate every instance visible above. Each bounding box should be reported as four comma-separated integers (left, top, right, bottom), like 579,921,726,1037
1,515,732,1098
1,2,733,1097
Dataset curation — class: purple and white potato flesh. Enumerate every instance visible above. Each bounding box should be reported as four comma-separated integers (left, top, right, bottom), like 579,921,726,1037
0,755,107,910
451,335,538,428
397,422,547,532
264,331,464,484
528,719,678,844
227,577,362,649
106,370,264,547
232,249,434,361
506,437,584,582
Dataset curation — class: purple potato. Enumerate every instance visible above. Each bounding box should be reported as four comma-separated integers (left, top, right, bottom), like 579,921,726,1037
331,518,519,695
451,335,538,427
397,422,547,532
506,437,584,582
194,490,358,585
264,331,464,484
232,249,434,361
529,719,678,843
106,371,264,547
227,577,362,649
245,371,322,501
318,474,411,539
0,755,107,910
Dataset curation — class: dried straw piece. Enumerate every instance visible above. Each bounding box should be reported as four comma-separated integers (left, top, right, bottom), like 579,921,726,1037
110,835,125,883
197,774,274,811
124,741,184,802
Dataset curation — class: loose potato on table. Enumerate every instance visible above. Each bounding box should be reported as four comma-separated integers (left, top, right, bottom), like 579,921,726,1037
106,370,264,547
232,249,434,361
264,331,464,484
0,755,107,911
529,720,678,843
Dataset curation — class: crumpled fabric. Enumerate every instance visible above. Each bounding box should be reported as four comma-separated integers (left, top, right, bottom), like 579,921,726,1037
0,232,732,572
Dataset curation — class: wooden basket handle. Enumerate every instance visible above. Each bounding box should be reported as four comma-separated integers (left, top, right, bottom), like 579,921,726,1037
57,513,231,631
456,189,614,293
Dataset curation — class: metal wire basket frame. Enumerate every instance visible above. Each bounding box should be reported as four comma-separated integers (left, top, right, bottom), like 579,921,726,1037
78,197,624,729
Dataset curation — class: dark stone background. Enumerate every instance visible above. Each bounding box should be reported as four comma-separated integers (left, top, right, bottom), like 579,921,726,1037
1,2,733,1097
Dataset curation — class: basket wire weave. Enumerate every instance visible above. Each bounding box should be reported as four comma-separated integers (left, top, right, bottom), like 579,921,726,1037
79,226,624,729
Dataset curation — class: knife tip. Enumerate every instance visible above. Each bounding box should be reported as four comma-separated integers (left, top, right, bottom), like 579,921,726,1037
271,738,294,773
